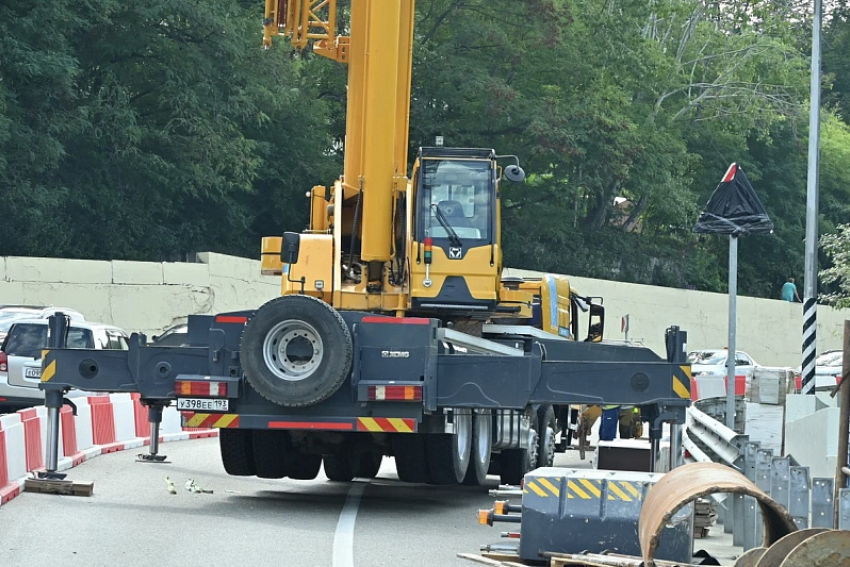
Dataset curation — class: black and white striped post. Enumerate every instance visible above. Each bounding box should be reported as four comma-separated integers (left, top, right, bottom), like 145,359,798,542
802,0,823,396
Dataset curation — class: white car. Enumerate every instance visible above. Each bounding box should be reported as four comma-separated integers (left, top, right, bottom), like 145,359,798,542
793,349,844,392
0,319,128,411
687,349,759,399
0,306,85,344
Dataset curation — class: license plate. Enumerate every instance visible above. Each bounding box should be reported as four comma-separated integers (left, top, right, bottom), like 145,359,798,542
177,398,229,412
25,367,42,379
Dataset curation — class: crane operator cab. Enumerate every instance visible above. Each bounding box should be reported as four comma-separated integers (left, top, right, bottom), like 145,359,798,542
409,147,525,320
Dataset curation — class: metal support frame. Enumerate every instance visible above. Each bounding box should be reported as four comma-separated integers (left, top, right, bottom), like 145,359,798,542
726,235,738,429
39,313,70,481
136,403,170,463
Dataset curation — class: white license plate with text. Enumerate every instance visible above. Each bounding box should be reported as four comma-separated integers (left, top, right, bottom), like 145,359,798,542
25,367,42,379
177,398,229,412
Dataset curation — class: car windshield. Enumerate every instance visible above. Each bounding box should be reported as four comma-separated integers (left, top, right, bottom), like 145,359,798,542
816,351,843,367
3,324,94,357
688,351,727,365
0,309,38,321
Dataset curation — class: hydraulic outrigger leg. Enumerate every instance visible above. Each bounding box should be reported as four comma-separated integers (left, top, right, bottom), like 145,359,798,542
136,403,169,463
27,313,94,496
39,313,70,481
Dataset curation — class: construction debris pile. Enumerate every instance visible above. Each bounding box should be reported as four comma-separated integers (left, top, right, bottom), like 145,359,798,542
693,498,717,539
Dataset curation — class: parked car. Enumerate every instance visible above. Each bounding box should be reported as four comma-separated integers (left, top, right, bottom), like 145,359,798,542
0,306,85,344
0,319,128,411
793,349,844,391
149,323,189,347
687,348,760,399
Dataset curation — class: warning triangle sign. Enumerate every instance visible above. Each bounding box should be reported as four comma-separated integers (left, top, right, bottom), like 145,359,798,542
693,163,774,235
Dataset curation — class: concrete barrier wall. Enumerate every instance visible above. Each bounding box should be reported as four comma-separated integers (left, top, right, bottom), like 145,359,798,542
505,268,850,368
0,253,280,338
0,253,846,367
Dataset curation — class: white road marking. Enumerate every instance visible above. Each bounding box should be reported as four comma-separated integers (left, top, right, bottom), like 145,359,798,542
332,479,369,567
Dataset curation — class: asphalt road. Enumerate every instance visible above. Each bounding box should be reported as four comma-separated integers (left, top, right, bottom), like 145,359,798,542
1,439,585,567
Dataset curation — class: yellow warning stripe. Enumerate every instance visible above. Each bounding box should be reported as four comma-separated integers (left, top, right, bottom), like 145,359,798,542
41,360,56,383
526,481,547,497
213,414,239,428
538,477,560,497
579,478,602,498
608,482,632,502
621,481,641,499
387,418,414,433
568,480,591,500
184,413,240,428
673,367,690,399
357,418,383,432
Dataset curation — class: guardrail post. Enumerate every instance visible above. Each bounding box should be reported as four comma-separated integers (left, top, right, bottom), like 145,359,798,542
753,448,773,548
770,456,791,512
739,441,760,549
789,466,811,528
812,477,835,528
839,489,850,530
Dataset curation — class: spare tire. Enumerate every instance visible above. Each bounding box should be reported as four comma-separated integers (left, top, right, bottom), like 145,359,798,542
241,295,352,407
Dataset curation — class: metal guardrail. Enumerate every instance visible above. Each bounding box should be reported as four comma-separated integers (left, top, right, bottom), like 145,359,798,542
683,399,850,550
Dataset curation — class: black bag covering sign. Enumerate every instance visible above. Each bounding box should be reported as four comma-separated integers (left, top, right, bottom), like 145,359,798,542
693,163,774,235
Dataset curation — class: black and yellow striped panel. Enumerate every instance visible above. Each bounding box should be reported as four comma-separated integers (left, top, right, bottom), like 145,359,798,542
672,365,692,399
523,477,645,501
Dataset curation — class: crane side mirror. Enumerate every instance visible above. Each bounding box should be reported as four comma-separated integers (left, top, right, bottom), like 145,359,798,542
503,165,525,183
281,232,301,264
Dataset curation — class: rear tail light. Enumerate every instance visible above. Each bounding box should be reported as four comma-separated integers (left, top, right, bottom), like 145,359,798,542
367,385,422,401
174,379,228,397
0,351,7,372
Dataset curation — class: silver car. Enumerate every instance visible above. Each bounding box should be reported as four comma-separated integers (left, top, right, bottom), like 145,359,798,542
0,306,85,344
0,319,128,411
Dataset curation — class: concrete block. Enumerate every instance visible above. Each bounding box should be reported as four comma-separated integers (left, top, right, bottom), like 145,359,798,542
162,262,210,287
112,260,163,285
19,283,113,323
210,279,279,313
197,252,262,282
0,282,24,304
108,285,213,336
784,407,840,478
785,394,821,424
6,256,112,284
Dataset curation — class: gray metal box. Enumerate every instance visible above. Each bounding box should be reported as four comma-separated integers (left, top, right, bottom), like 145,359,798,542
519,467,694,563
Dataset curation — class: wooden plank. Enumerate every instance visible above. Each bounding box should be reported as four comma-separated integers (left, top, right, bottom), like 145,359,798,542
456,553,507,566
24,478,94,497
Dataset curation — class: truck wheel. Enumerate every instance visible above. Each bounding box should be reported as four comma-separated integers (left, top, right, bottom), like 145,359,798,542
353,451,383,478
463,410,492,486
392,435,429,483
425,411,472,485
241,295,352,408
499,408,539,485
219,429,256,476
323,453,355,482
252,429,291,479
537,405,557,468
288,452,322,480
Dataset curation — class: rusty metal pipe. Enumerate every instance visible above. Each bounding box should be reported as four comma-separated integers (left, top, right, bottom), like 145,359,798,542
637,462,797,567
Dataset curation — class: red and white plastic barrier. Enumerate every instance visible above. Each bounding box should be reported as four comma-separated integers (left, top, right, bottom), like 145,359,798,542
690,374,746,401
0,396,217,508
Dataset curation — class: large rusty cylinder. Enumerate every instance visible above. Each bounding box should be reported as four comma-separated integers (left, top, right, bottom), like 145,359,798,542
638,462,798,566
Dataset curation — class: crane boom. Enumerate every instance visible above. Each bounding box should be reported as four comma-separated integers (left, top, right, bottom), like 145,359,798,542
264,0,413,264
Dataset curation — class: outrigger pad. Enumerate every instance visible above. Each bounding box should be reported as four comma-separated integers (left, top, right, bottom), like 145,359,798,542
136,453,170,464
693,163,774,236
25,477,94,497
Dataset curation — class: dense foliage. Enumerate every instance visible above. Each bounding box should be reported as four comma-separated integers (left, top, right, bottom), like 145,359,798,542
1,0,849,299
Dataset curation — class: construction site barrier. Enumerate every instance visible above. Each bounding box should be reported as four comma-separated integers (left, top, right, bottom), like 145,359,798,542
0,397,217,508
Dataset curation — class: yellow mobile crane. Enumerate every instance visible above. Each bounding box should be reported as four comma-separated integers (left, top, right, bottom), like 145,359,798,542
259,0,531,323
34,0,691,492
